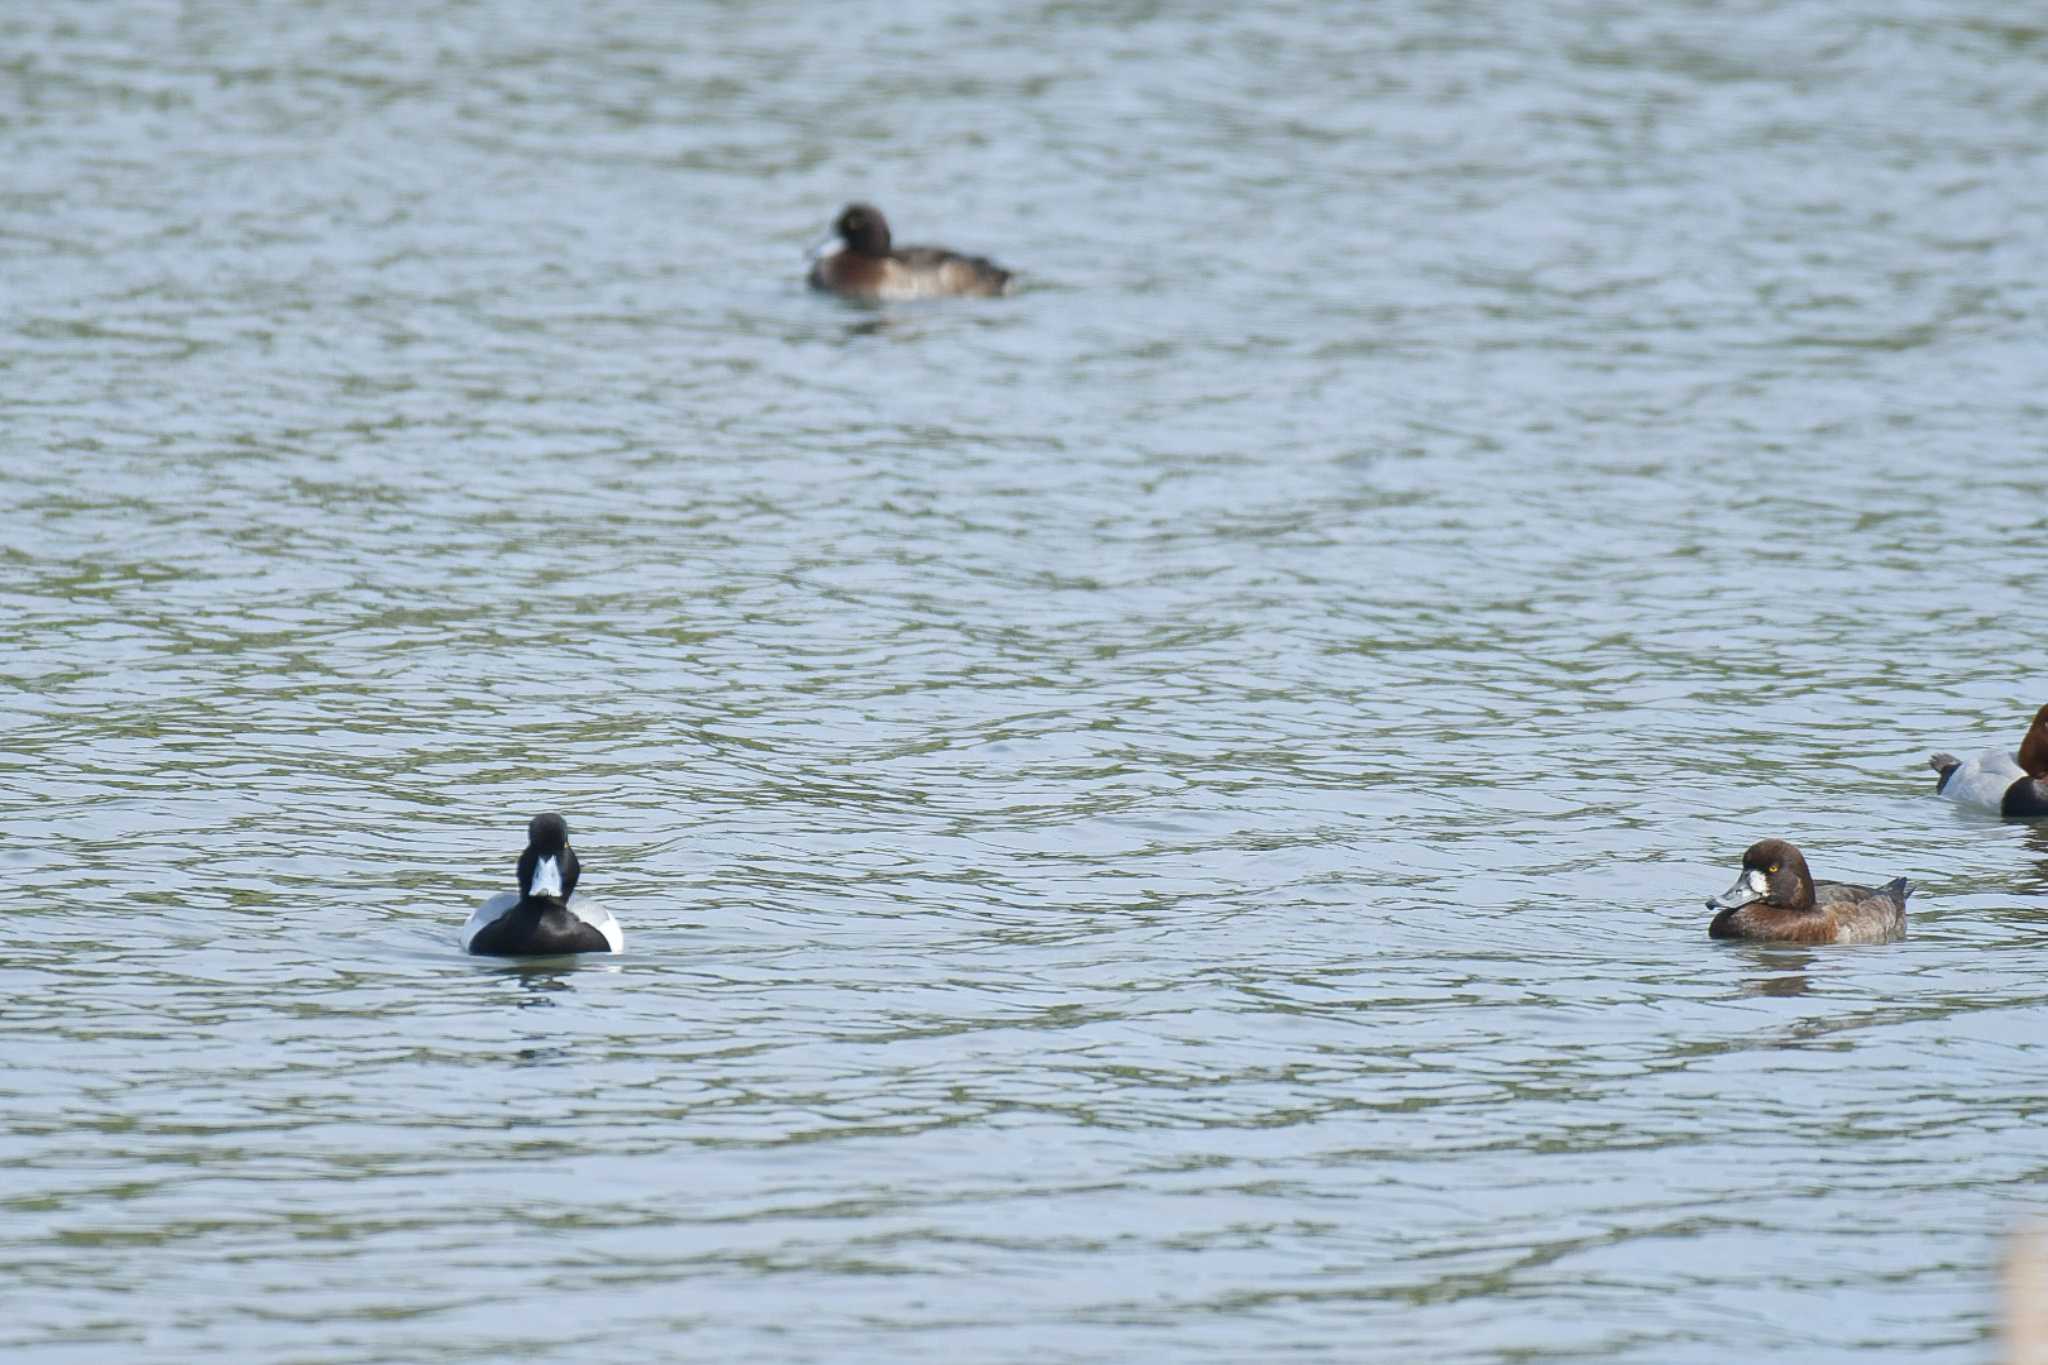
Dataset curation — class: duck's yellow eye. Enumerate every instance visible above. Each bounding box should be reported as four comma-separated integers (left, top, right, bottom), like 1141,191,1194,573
1768,864,1779,874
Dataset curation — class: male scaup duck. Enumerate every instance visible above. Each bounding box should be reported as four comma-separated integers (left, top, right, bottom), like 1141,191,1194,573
807,203,1013,301
1705,839,1909,944
1927,704,2048,818
461,813,623,957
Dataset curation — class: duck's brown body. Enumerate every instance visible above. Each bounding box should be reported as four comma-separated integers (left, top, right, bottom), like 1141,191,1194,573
807,203,1012,301
1706,839,1909,945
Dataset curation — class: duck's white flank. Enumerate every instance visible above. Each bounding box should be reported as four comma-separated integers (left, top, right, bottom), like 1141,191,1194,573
1941,747,2028,811
578,901,625,953
460,891,519,953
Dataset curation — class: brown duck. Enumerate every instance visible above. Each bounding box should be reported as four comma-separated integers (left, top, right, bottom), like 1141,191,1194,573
1705,839,1909,944
807,203,1013,302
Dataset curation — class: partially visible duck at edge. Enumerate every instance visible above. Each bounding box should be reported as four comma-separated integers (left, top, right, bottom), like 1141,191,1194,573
806,202,1013,302
461,813,623,957
1927,703,2048,818
1705,838,1910,944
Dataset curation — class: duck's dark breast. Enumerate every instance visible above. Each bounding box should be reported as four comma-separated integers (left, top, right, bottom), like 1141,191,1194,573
1708,904,1842,943
809,251,888,298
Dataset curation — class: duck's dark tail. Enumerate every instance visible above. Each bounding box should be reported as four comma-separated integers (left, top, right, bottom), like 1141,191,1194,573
1886,876,1914,904
1928,753,1960,792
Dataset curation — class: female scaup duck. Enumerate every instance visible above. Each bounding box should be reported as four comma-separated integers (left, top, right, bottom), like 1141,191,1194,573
1705,839,1909,944
461,813,623,957
807,203,1013,301
1927,704,2048,818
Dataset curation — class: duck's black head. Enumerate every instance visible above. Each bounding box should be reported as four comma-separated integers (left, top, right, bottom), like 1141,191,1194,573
517,812,580,904
834,203,892,256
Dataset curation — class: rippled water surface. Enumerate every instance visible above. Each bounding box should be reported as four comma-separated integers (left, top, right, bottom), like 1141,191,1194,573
7,1,2048,1360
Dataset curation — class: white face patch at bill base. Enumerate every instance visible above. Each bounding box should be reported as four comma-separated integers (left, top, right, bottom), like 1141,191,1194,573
531,856,563,898
808,233,843,261
1710,867,1768,910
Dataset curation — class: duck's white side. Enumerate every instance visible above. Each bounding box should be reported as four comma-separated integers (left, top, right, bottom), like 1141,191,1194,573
572,901,624,953
1939,747,2028,812
461,891,519,953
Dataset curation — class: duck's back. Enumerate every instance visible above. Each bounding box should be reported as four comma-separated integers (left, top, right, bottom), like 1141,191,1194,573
463,893,622,956
885,246,1012,299
1814,878,1909,944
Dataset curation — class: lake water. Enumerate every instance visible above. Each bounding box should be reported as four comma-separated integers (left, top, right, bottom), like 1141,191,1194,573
6,1,2048,1360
